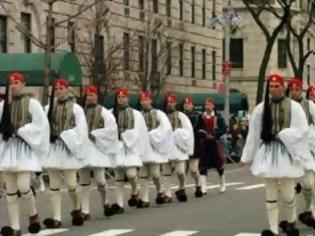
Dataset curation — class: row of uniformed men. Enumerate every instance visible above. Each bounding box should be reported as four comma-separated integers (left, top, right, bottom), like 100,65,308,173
0,73,224,236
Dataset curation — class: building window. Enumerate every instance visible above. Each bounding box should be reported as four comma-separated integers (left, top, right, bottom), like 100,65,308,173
166,0,171,25
93,34,105,81
153,0,158,13
68,21,75,52
138,36,144,71
212,0,216,17
21,12,31,53
0,16,7,53
123,32,130,70
191,46,195,78
179,0,183,21
191,1,195,24
123,0,129,16
139,0,145,20
47,17,55,52
212,50,216,80
202,0,206,26
278,39,287,68
202,49,206,79
230,38,244,68
167,41,172,75
179,43,184,76
152,39,158,72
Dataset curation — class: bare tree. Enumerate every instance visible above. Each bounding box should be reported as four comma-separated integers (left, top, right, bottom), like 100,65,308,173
241,0,294,104
0,0,96,104
75,0,127,99
284,1,315,80
132,0,178,95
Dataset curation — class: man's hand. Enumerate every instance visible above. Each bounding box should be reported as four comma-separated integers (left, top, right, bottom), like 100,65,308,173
206,134,214,139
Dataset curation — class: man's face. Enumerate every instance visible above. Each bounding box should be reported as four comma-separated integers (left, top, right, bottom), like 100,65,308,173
269,81,284,99
205,102,214,112
117,94,128,105
10,80,25,96
290,86,302,101
140,97,152,110
167,101,176,111
85,93,98,104
55,86,68,100
184,103,193,112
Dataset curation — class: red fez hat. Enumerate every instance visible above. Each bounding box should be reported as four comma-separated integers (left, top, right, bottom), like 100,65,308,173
204,97,214,105
9,72,25,83
84,85,98,95
54,78,69,88
267,74,284,85
288,78,302,89
115,87,128,97
184,97,194,105
165,93,176,103
308,85,315,95
139,90,152,100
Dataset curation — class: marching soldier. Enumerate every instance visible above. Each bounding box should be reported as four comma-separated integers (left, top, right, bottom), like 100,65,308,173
0,72,49,236
137,91,172,208
42,78,88,228
163,93,194,203
241,74,310,236
78,85,119,218
182,97,203,197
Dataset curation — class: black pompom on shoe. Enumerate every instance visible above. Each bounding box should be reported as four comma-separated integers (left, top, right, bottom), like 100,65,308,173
1,226,14,236
71,210,84,226
127,194,139,207
195,186,203,198
175,189,188,202
28,214,41,234
155,193,165,205
261,229,278,236
110,203,124,215
279,220,289,232
104,204,114,217
43,218,62,229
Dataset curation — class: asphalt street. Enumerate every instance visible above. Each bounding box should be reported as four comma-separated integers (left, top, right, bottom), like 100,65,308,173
0,166,314,236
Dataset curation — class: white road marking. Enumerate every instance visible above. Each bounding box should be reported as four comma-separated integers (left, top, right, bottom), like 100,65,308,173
234,233,260,236
23,229,69,236
160,230,199,236
89,229,134,236
206,182,243,189
236,184,264,190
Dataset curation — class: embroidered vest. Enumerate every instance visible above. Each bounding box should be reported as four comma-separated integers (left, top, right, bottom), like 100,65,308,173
85,104,104,132
10,94,31,134
117,107,134,135
142,109,159,131
270,97,291,135
52,100,75,136
167,110,182,130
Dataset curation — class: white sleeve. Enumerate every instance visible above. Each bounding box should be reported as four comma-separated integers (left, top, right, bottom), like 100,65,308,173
241,103,263,163
17,99,50,154
90,107,120,154
60,103,88,158
173,112,194,155
149,110,173,154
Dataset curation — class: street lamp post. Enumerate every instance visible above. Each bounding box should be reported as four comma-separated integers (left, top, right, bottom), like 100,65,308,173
207,0,240,124
223,0,232,125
